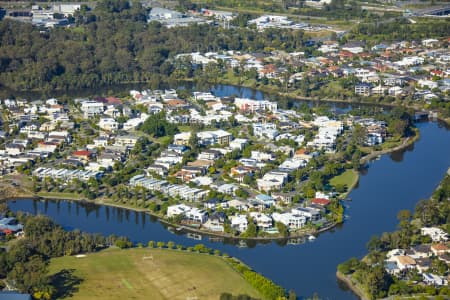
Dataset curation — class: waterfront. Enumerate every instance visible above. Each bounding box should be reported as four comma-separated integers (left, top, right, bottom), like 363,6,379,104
8,120,450,299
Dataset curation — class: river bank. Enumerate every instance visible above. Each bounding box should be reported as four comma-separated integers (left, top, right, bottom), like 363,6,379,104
2,191,334,242
360,128,420,165
336,271,370,300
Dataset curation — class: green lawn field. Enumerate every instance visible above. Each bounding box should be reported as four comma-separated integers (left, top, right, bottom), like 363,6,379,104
49,247,264,300
330,169,359,192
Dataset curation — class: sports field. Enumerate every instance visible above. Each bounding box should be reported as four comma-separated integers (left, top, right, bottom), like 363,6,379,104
49,247,264,300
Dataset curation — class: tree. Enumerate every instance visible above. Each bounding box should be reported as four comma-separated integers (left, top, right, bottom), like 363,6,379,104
139,112,178,138
397,209,411,222
352,150,361,170
365,266,390,299
167,241,175,249
276,222,289,237
366,235,382,252
351,124,368,146
388,119,408,137
243,219,257,237
7,255,52,296
243,175,253,185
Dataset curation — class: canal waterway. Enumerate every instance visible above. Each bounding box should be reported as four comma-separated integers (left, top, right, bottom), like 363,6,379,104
5,85,450,299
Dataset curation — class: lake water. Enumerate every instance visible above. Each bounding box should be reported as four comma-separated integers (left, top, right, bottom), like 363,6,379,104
6,84,450,299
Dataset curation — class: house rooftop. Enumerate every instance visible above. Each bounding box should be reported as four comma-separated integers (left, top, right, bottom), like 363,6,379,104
397,255,416,265
432,244,449,251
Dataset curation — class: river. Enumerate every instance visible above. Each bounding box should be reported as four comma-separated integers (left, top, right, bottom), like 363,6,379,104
5,85,450,299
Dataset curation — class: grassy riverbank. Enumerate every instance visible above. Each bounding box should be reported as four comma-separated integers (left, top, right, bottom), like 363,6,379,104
336,271,370,300
330,169,359,199
49,247,265,300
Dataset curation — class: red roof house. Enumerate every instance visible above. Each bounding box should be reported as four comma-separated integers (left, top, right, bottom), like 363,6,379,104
311,198,331,206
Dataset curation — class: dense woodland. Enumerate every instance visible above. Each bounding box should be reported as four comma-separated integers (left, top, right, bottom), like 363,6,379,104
348,18,450,43
0,0,306,91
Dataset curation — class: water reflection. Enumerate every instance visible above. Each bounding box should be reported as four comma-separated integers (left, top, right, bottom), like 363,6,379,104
390,142,415,162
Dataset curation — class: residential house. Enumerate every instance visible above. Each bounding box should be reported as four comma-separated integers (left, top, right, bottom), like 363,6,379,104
234,98,277,113
271,191,296,205
253,123,278,140
72,150,93,162
226,199,249,211
431,243,450,256
173,132,191,145
249,212,273,231
93,136,109,147
198,149,222,161
423,273,447,286
98,118,119,132
421,227,448,242
272,212,306,230
355,83,372,96
292,207,321,222
416,258,432,273
257,171,288,192
411,244,432,259
113,135,139,150
147,164,168,176
167,204,191,218
254,194,276,207
230,214,248,232
229,138,248,150
203,212,226,232
80,101,104,118
197,130,232,146
394,255,416,270
342,42,365,54
5,143,25,155
167,144,188,155
311,198,331,207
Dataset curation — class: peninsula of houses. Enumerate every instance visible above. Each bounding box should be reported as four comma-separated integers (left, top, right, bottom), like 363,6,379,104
0,85,408,239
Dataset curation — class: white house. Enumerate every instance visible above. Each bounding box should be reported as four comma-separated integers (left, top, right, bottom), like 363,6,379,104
167,204,191,218
234,98,277,112
197,129,232,146
421,227,448,242
257,172,288,192
249,212,273,230
272,212,306,230
292,207,321,222
80,101,104,118
115,135,139,148
166,204,208,223
98,118,119,132
229,138,248,150
253,123,278,140
230,214,248,232
417,79,438,89
423,273,447,286
394,255,416,271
